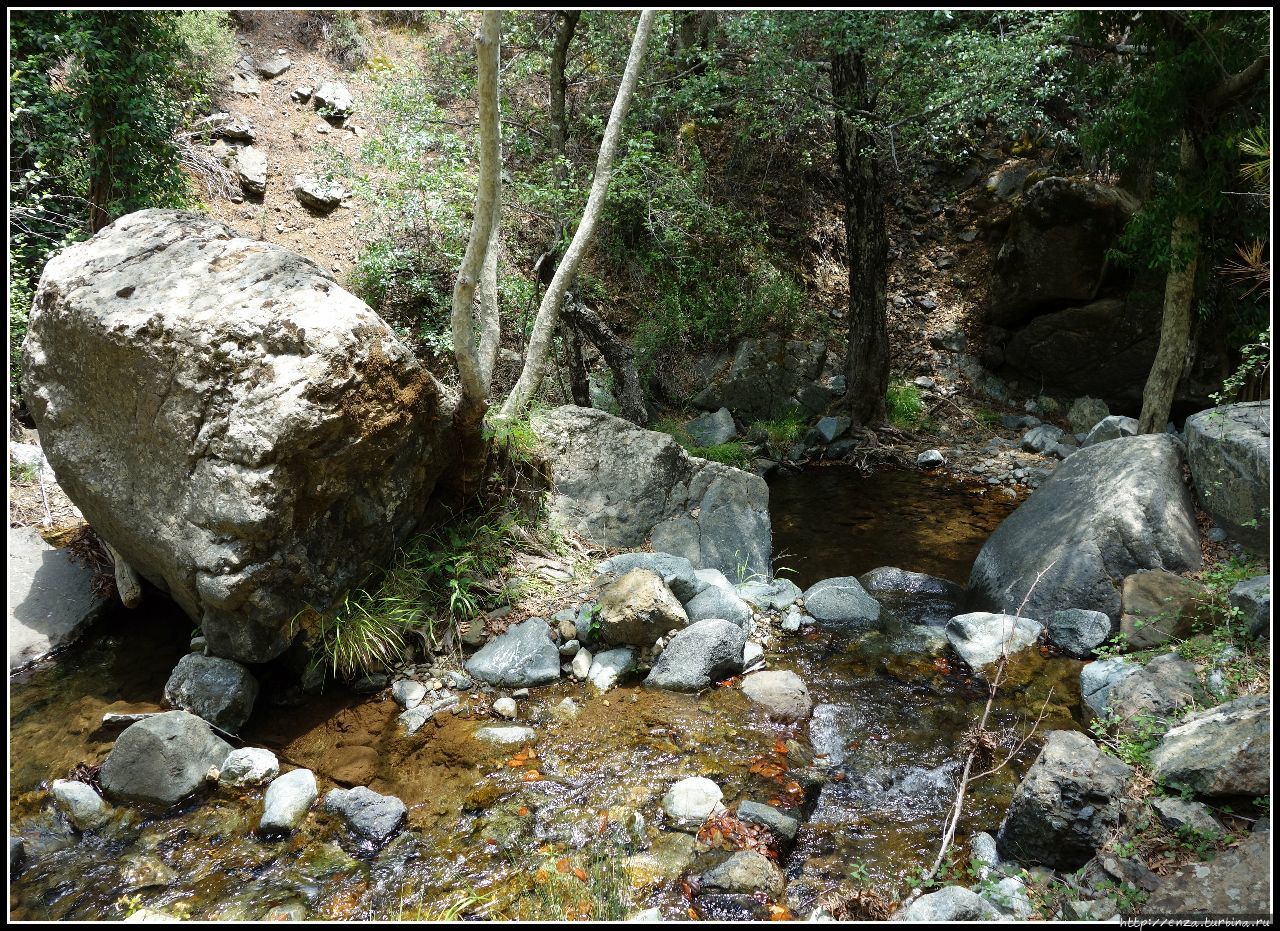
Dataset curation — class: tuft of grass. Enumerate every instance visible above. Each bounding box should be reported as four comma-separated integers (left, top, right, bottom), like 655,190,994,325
653,417,754,469
886,381,926,430
514,847,635,922
752,409,808,448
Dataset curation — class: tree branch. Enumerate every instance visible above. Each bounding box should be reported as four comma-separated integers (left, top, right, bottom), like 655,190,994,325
1205,54,1269,111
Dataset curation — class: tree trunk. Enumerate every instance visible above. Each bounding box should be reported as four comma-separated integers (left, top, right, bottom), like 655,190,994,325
565,323,591,407
549,11,580,190
562,296,649,425
832,47,889,427
1138,130,1201,434
498,10,656,421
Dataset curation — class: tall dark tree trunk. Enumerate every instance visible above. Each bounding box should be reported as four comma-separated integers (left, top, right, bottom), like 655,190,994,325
562,297,649,425
565,323,591,407
549,11,580,191
832,47,889,427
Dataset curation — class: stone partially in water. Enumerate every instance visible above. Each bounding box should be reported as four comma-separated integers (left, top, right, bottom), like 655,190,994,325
218,747,279,788
475,725,537,745
323,786,407,846
644,619,745,691
327,745,380,786
51,780,112,832
685,571,751,629
163,653,259,733
860,566,962,627
895,886,1003,921
700,850,785,898
736,800,799,840
741,670,812,722
801,577,881,628
588,647,634,692
662,776,723,830
259,768,317,834
100,711,232,808
945,612,1043,671
736,577,802,612
464,617,560,688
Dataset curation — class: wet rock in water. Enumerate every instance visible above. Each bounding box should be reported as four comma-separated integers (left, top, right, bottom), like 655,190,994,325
968,435,1201,621
644,619,745,691
262,903,307,921
464,617,560,688
51,779,112,831
627,907,664,921
570,646,593,679
219,747,279,788
313,80,354,117
945,612,1043,671
694,893,769,921
293,174,345,212
492,697,518,719
260,768,317,834
1081,415,1139,447
21,211,454,664
736,577,802,612
686,407,737,446
700,849,785,898
532,406,771,578
598,569,689,647
551,697,581,722
328,745,380,786
781,608,804,632
8,525,109,671
1106,653,1201,724
1046,608,1115,658
741,670,812,722
323,786,407,846
685,570,751,629
1228,575,1270,639
801,577,881,629
234,145,267,196
894,885,1003,921
10,836,25,875
662,776,724,830
1184,400,1270,553
736,800,799,840
996,730,1130,869
597,552,702,603
163,653,259,732
859,566,962,627
1150,694,1269,798
917,449,946,469
742,640,765,672
100,710,232,808
815,415,851,443
121,853,177,891
1151,798,1225,836
586,647,635,692
475,725,537,745
391,677,427,709
1143,830,1269,915
1118,570,1207,650
1080,656,1139,719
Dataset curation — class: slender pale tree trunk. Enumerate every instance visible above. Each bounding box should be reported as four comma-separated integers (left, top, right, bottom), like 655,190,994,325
498,10,655,420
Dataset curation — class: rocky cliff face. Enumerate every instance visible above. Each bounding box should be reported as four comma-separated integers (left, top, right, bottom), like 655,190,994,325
23,210,456,662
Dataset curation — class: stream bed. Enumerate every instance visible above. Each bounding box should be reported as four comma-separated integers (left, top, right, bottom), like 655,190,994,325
9,467,1083,921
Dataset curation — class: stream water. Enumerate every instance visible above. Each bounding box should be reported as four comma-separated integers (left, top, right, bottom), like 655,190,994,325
9,467,1083,921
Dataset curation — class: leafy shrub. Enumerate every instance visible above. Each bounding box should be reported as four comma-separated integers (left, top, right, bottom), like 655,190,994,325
350,230,453,359
172,10,237,102
886,381,925,429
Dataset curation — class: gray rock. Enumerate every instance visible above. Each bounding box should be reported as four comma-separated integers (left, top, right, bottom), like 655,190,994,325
1184,401,1270,553
700,850,785,898
945,612,1043,671
100,711,231,807
1229,575,1270,639
1118,570,1205,650
1080,656,1139,719
230,71,260,96
686,408,737,446
323,786,406,845
597,569,689,647
290,85,312,103
391,678,427,709
532,407,771,578
644,619,745,691
996,730,1130,869
1143,830,1269,914
313,80,354,117
8,526,108,671
1067,397,1110,434
691,335,828,421
801,577,881,628
598,552,702,603
559,638,580,657
22,211,453,664
213,112,255,141
464,618,560,688
1106,653,1201,724
1046,608,1115,658
916,449,946,469
234,145,267,196
163,653,258,732
588,647,635,692
740,670,811,722
293,174,345,212
984,876,1034,919
736,800,799,840
968,435,1201,621
684,572,751,629
736,577,802,611
827,374,847,395
570,646,592,679
968,831,1001,879
1001,413,1041,430
815,416,851,443
475,725,537,745
1150,694,1269,798
1021,423,1065,453
254,54,291,78
51,779,112,831
9,836,24,875
781,608,804,632
492,696,517,719
742,641,764,671
219,747,279,788
895,886,1003,921
628,907,664,922
662,776,723,829
1082,415,1139,447
259,768,317,833
1151,798,1225,836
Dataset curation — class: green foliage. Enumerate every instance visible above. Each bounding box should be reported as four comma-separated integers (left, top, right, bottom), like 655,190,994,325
1089,712,1166,769
886,381,925,430
171,10,238,103
1209,328,1269,406
753,410,808,448
653,417,753,468
516,847,634,922
486,410,542,465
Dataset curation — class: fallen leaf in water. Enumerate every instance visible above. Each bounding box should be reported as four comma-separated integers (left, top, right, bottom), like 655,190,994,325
687,908,699,921
773,738,789,755
768,904,791,921
521,770,542,782
680,879,695,901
